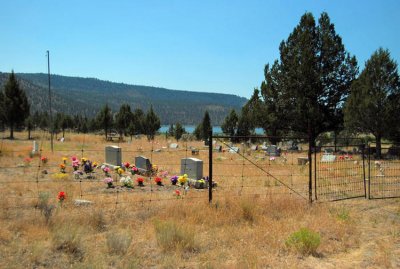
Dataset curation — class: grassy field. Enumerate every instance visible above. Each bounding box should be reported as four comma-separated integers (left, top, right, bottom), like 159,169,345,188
0,131,399,268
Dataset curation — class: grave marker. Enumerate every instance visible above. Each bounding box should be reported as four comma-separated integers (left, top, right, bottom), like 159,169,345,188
266,145,280,157
135,156,151,172
321,154,336,163
181,158,203,180
105,146,122,167
169,143,179,149
32,140,38,155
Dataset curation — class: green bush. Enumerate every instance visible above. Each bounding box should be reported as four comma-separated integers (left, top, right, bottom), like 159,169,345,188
285,228,321,256
154,220,196,252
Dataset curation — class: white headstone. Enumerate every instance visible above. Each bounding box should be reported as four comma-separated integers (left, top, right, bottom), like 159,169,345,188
32,141,38,155
169,143,179,149
321,154,336,163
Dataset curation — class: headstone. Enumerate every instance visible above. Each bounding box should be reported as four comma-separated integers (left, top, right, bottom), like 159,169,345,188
32,141,39,155
191,148,199,155
105,146,122,167
135,156,151,172
251,145,258,151
321,154,336,163
154,149,162,152
229,147,240,153
298,157,308,165
266,145,280,157
324,148,334,154
170,143,179,149
60,137,65,142
214,145,222,152
74,199,93,206
181,158,203,180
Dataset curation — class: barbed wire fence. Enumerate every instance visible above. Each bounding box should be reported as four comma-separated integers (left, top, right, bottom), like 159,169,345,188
1,130,400,217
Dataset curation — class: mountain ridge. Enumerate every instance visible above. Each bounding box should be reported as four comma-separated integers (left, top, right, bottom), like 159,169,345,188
0,72,247,125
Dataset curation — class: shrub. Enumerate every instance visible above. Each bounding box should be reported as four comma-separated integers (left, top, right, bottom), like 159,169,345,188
106,230,132,255
285,228,321,256
37,192,55,224
240,200,256,223
154,220,196,252
52,224,85,261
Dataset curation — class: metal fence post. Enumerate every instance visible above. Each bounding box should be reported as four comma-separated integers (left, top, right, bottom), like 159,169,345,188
208,130,213,203
361,143,367,199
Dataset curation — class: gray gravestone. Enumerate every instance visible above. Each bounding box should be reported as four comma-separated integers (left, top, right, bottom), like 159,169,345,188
251,145,258,151
266,145,280,157
181,158,203,180
321,154,336,162
105,146,122,167
135,156,151,171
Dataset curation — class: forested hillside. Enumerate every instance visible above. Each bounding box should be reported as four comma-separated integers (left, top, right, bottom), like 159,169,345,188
0,72,246,125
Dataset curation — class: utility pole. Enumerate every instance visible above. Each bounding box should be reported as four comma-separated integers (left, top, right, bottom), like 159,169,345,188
47,50,54,152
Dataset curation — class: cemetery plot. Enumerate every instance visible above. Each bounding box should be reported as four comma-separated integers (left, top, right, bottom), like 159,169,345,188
369,160,400,199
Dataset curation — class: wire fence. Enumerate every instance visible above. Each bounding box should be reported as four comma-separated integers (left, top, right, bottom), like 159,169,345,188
1,131,400,214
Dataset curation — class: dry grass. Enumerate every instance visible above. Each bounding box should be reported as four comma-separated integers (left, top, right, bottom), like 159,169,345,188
0,131,399,268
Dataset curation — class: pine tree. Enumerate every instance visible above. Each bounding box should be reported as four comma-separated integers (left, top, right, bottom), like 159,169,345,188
144,105,161,141
174,122,185,141
115,104,133,138
201,111,212,143
96,104,113,140
344,48,400,158
221,109,238,138
2,71,30,139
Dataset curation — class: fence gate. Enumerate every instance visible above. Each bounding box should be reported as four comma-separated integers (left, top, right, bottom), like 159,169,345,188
368,144,400,199
315,145,367,201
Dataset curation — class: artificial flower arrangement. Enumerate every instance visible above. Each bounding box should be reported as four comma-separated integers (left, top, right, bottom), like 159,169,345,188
83,160,93,174
174,189,182,199
81,157,87,165
195,178,206,189
178,174,188,186
155,177,163,186
102,165,111,176
136,177,144,187
41,156,48,164
116,167,124,176
120,176,134,188
57,191,66,207
73,170,83,179
62,157,67,164
123,162,130,169
104,177,114,188
92,162,98,169
59,163,66,173
24,157,33,166
170,175,178,185
71,156,80,171
131,166,139,175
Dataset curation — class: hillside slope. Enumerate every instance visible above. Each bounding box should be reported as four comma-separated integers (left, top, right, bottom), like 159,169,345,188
0,72,247,125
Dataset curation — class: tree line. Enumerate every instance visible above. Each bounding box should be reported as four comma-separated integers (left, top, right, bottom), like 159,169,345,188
219,12,400,158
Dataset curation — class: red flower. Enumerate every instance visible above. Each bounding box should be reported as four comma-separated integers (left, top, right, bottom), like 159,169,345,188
136,177,144,183
175,190,181,196
57,191,66,201
155,177,162,183
124,162,130,168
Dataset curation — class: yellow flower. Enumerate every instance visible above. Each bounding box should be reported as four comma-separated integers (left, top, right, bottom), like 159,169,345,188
117,168,124,175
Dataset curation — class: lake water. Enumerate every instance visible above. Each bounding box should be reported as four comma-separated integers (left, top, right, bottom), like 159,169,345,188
159,125,264,135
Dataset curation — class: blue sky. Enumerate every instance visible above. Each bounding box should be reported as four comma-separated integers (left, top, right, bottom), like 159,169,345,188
1,0,399,98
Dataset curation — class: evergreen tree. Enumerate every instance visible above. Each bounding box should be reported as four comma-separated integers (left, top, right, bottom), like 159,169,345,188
246,12,357,146
193,123,203,141
201,111,212,143
25,116,34,140
344,48,400,158
144,105,161,141
115,104,133,138
128,108,145,139
174,122,185,141
60,114,73,138
96,104,113,140
236,106,254,141
168,124,175,137
2,71,30,139
221,109,238,138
